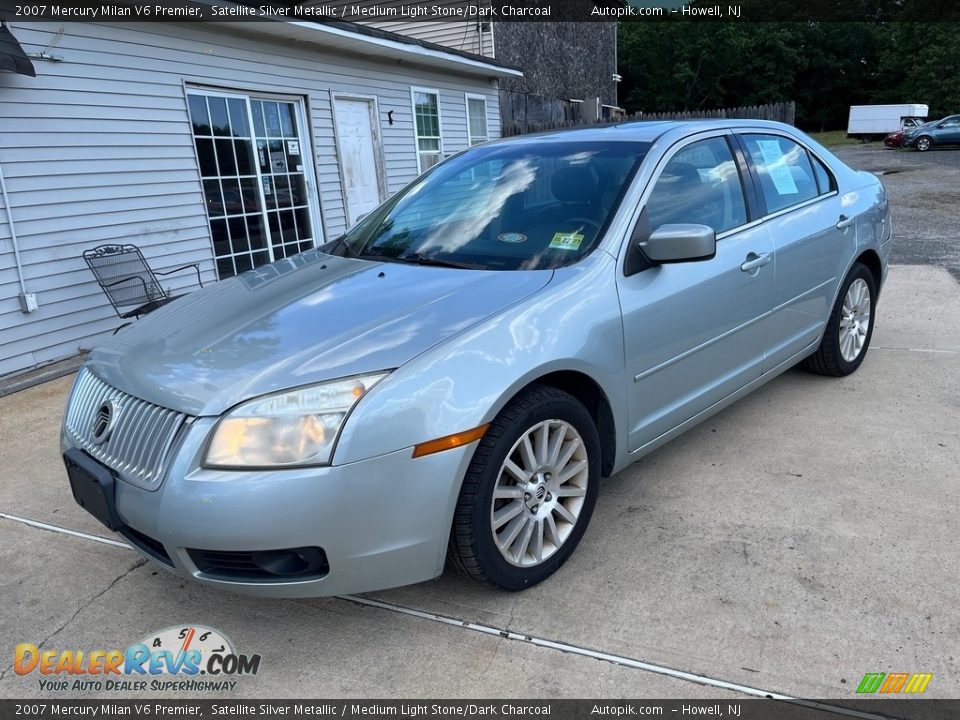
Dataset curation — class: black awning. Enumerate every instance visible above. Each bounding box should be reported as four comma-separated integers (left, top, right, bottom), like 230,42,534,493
0,23,36,77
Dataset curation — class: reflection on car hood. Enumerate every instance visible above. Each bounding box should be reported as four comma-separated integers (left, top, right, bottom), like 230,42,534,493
87,251,552,416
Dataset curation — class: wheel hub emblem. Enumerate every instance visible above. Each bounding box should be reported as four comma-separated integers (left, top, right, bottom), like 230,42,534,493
91,400,119,445
534,485,547,501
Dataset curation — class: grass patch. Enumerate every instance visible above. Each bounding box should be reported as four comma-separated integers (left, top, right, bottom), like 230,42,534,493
808,130,863,147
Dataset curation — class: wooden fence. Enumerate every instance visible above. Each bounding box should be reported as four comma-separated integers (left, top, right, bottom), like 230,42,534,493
500,92,796,136
634,102,796,124
499,90,591,137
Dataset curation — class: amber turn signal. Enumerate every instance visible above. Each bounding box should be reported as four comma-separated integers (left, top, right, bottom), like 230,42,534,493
412,424,490,459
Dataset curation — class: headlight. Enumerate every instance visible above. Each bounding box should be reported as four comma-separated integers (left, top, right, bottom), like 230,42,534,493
204,372,388,468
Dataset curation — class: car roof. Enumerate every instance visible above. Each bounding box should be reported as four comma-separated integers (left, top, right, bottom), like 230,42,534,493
491,119,800,146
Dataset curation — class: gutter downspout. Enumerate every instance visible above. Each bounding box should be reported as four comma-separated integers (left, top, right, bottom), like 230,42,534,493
0,160,36,313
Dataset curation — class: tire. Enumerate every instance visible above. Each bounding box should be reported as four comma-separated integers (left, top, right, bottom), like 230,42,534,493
448,385,601,591
802,262,877,377
915,136,933,152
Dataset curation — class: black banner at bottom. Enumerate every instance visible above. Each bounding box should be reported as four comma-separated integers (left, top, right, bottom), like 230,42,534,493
0,699,955,720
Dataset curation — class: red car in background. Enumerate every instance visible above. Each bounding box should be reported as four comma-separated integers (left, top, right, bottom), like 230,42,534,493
884,130,906,147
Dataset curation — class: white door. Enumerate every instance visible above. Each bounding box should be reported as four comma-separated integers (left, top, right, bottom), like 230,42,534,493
334,98,384,226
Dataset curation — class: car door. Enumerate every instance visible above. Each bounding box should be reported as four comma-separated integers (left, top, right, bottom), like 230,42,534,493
736,132,854,370
933,116,960,145
617,133,774,453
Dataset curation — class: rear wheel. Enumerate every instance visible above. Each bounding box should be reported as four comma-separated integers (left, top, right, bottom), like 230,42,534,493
915,136,933,152
448,385,600,590
803,263,876,377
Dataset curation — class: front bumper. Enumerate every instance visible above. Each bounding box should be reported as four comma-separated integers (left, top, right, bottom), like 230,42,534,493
63,426,475,597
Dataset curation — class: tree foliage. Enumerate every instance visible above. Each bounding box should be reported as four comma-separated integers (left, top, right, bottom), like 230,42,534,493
618,21,960,130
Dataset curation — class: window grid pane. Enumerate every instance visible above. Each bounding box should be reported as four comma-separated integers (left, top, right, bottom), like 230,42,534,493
467,97,488,146
188,92,317,280
413,90,442,171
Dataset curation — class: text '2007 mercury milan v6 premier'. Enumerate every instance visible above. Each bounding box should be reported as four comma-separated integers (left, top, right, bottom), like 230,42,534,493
63,120,890,596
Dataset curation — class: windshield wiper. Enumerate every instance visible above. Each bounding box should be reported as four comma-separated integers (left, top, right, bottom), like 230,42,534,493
323,236,359,258
396,253,485,270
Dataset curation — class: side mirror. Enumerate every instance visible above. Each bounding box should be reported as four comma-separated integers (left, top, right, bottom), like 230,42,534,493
639,224,716,264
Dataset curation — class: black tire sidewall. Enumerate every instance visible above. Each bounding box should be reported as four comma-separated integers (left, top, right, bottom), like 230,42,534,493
466,391,601,591
828,263,877,375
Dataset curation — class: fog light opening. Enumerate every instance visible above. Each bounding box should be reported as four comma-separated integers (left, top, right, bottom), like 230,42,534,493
251,547,327,577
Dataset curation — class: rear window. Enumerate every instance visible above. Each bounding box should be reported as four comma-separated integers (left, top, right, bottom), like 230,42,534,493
741,134,820,214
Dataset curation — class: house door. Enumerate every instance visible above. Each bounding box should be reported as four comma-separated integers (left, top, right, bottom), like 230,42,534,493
186,89,323,279
334,97,385,226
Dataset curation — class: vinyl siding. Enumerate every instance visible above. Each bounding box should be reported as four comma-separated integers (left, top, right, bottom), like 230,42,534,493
320,1,495,56
0,21,501,377
359,21,494,57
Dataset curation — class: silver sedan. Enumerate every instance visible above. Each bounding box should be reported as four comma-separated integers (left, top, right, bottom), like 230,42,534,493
62,120,891,596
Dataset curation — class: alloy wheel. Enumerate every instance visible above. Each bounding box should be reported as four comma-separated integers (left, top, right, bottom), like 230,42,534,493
839,278,872,362
490,419,589,568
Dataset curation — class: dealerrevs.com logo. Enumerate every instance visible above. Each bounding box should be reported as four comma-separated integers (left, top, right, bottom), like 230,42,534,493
14,625,261,693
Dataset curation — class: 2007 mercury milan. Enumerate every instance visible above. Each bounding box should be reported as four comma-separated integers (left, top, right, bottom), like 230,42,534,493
63,120,891,596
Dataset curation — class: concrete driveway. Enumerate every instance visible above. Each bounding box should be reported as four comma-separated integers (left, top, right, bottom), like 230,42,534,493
1,263,958,706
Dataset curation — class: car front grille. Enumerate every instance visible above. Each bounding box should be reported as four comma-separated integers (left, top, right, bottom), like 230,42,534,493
64,368,189,489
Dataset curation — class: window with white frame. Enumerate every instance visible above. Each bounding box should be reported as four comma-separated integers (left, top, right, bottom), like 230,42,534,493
412,88,443,173
465,94,489,146
187,89,320,280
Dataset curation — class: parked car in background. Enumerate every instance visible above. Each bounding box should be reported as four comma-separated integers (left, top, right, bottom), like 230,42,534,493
847,103,928,140
62,120,891,597
902,115,960,151
884,130,904,147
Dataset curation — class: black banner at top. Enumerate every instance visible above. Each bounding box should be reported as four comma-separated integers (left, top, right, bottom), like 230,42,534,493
1,0,959,23
0,699,958,720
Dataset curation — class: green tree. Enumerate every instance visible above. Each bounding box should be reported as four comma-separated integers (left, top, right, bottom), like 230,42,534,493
875,23,960,118
617,20,959,131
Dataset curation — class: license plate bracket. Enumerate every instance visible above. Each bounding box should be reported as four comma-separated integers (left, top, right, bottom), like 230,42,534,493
64,448,123,531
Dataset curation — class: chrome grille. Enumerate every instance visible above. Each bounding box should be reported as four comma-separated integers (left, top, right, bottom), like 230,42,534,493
64,368,189,488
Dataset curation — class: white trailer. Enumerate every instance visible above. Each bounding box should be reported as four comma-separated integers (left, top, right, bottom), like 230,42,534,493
847,104,929,138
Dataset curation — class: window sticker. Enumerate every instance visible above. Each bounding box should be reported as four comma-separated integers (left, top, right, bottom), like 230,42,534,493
549,232,584,251
498,232,527,243
287,140,300,156
756,139,798,195
262,177,272,196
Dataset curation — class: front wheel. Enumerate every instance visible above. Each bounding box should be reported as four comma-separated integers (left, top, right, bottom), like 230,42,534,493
915,136,933,152
448,385,600,590
803,262,876,377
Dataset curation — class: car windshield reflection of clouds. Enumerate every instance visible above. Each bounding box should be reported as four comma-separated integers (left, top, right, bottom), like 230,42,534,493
340,141,650,271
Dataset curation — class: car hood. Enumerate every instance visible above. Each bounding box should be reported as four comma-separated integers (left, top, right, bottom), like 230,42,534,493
87,251,552,416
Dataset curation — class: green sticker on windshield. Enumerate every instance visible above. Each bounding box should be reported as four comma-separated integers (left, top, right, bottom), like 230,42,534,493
549,232,584,251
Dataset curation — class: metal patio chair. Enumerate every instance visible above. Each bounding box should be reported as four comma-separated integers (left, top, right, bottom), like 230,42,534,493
83,244,203,329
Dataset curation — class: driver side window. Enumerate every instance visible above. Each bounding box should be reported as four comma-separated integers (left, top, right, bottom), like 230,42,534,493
646,137,748,235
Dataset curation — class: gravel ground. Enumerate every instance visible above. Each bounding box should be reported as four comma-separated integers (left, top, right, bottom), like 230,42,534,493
833,144,960,280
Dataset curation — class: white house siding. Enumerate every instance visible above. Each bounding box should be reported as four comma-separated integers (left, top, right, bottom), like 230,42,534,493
354,21,494,57
0,21,501,378
320,0,496,56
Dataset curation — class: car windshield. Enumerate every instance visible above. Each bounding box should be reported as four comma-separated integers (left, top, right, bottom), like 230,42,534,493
329,140,650,271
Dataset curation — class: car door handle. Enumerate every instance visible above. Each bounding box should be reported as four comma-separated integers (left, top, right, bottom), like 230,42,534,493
836,214,855,230
740,252,771,272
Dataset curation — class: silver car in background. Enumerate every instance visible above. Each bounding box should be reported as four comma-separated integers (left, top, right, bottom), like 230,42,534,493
62,120,891,596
